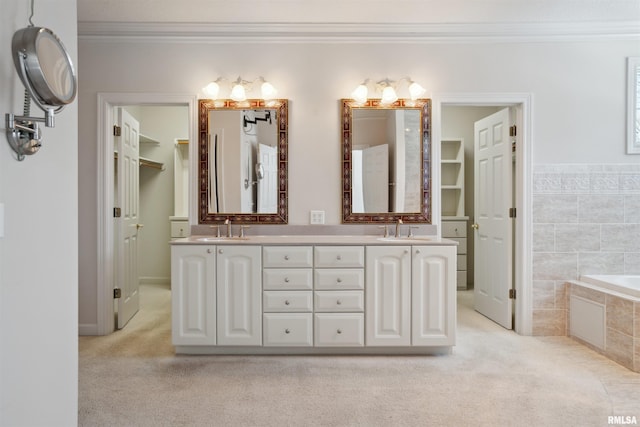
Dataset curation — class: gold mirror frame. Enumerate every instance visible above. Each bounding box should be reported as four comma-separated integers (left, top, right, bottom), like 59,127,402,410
341,98,432,223
198,99,288,224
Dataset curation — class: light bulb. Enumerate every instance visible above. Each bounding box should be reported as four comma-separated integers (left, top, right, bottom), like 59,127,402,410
409,81,426,100
380,86,398,105
203,81,220,99
261,81,277,100
351,84,368,104
230,84,247,102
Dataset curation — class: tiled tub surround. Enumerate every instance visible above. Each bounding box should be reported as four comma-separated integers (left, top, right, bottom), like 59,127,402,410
532,164,640,336
567,276,640,372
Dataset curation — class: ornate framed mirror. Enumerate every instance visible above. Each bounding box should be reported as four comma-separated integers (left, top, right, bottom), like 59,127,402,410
341,98,431,223
198,99,288,224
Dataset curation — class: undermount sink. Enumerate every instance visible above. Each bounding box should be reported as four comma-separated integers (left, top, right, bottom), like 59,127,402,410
195,237,248,242
376,237,431,243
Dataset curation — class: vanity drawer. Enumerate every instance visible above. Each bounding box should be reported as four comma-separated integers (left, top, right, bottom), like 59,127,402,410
170,220,190,238
314,313,364,347
263,313,313,347
263,246,313,268
314,269,364,290
263,291,313,312
448,237,467,254
263,269,313,290
314,246,365,268
314,291,364,312
442,221,467,238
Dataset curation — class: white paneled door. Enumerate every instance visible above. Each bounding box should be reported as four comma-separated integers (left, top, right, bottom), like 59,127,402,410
257,143,277,213
473,108,513,329
116,107,141,329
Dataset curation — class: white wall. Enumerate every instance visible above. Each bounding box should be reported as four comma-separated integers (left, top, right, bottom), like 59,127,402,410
1,0,78,425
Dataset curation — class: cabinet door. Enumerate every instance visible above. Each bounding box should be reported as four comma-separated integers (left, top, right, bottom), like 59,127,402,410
412,245,456,346
217,246,262,346
171,245,216,345
365,246,411,346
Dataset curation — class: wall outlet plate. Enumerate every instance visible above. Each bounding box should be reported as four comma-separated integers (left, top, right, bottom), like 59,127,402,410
310,210,325,225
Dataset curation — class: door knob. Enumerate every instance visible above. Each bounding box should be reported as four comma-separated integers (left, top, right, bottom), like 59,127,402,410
471,223,479,230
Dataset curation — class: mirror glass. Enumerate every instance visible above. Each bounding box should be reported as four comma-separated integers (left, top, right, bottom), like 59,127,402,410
198,99,288,224
341,99,431,223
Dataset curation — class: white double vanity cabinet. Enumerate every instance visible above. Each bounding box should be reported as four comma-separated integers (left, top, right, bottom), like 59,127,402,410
171,236,457,355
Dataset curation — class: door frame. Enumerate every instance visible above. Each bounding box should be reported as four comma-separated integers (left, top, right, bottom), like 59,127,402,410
431,93,533,335
96,92,198,335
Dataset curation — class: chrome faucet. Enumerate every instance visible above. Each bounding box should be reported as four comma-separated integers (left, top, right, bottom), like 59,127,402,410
395,219,403,237
224,218,232,238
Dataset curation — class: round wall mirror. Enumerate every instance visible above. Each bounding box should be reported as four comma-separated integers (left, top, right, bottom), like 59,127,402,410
12,26,77,110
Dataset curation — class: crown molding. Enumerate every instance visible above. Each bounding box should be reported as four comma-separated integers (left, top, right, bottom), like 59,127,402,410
78,21,640,43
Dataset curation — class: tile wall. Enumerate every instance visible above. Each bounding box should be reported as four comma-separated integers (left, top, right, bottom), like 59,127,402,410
532,164,640,335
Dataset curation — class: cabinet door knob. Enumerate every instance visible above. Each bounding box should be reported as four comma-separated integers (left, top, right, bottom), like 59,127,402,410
404,249,409,254
337,329,342,334
415,249,421,254
285,328,291,334
218,249,224,254
206,249,212,254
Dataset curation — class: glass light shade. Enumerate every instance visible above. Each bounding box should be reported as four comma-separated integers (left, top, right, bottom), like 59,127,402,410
351,84,369,104
203,81,220,99
380,86,398,104
230,83,247,102
409,82,426,100
261,81,277,99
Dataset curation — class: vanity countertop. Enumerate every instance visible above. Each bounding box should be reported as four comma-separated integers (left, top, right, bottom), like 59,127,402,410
171,234,458,246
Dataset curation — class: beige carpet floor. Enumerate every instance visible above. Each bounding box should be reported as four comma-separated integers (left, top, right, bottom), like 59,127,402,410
79,285,640,426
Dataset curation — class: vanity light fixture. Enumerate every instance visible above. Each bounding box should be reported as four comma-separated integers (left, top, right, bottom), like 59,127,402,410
203,76,278,103
350,77,426,105
5,22,77,161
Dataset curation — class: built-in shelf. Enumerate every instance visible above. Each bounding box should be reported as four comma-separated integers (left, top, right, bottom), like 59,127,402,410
440,138,465,218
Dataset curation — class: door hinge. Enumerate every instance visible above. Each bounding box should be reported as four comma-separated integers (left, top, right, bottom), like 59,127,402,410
509,289,516,299
509,125,517,137
114,288,122,299
113,125,121,136
509,207,516,218
114,207,121,218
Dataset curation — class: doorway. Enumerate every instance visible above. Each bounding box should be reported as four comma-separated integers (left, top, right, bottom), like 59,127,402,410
96,93,197,335
434,94,533,335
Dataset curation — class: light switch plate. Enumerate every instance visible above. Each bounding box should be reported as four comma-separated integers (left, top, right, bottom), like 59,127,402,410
310,210,325,225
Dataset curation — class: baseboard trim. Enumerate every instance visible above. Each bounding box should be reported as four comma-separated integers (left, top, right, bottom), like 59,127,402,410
79,323,99,336
140,276,171,286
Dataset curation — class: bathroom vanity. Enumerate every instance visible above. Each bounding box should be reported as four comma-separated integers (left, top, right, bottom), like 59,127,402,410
171,235,457,355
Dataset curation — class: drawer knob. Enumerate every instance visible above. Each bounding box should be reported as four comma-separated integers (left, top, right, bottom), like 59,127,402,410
284,300,290,305
284,277,290,283
336,255,342,260
336,299,342,305
285,329,291,334
337,329,342,334
284,255,290,260
336,278,342,283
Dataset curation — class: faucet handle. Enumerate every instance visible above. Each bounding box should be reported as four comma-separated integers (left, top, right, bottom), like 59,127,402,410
377,225,389,237
239,225,251,238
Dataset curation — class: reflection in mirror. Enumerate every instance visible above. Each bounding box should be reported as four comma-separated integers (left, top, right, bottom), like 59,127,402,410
199,99,288,224
628,57,640,154
342,99,431,223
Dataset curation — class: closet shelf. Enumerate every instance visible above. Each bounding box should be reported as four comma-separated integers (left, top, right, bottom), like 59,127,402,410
139,133,161,144
140,156,165,171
